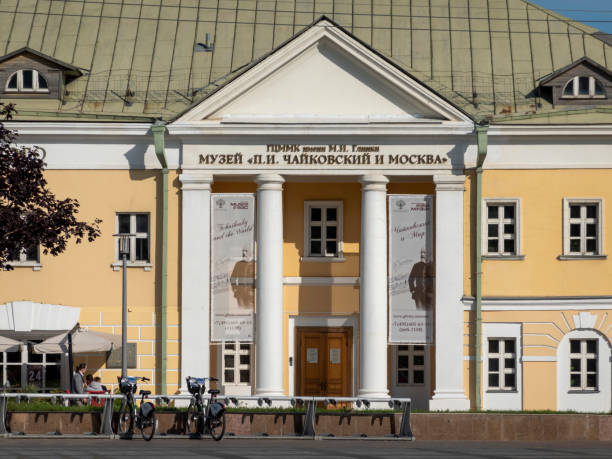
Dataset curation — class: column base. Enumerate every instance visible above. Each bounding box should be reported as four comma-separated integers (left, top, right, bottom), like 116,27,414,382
254,388,285,397
429,391,470,411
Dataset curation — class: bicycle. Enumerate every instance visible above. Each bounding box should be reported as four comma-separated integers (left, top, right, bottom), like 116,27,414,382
185,376,226,441
116,376,156,441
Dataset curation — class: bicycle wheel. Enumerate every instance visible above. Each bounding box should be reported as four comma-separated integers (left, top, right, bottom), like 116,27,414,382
140,412,156,441
208,411,225,441
186,402,201,435
117,401,134,435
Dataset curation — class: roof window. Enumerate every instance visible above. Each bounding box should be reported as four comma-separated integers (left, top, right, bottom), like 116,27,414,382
5,69,48,93
562,76,605,99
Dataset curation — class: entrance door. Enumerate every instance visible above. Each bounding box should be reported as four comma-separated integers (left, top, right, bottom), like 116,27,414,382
296,327,352,397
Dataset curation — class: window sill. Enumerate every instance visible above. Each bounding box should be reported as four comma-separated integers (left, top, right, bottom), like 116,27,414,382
111,262,152,271
482,255,525,260
567,389,599,394
560,96,606,100
301,256,346,263
486,389,518,394
557,255,607,260
5,262,42,271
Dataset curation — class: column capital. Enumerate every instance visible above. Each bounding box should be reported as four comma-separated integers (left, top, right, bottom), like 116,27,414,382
359,174,388,192
433,174,465,191
255,173,284,191
179,172,213,190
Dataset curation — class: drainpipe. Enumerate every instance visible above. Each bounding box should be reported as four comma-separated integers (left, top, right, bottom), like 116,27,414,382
474,123,488,411
152,120,168,395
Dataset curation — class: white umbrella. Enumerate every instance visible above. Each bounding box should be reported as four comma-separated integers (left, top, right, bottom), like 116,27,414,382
33,327,122,354
0,335,21,352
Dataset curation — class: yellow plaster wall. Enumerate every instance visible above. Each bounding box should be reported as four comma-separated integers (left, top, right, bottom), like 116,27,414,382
0,170,183,394
465,309,612,410
482,169,612,297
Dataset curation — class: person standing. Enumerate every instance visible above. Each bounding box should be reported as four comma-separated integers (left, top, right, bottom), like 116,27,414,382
72,363,87,394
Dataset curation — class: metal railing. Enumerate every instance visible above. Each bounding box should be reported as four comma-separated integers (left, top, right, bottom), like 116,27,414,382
0,392,414,439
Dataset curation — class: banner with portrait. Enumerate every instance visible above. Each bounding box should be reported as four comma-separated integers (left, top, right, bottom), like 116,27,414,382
211,194,255,342
388,195,434,343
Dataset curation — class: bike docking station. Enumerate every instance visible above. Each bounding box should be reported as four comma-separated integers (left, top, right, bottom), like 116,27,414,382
0,391,414,441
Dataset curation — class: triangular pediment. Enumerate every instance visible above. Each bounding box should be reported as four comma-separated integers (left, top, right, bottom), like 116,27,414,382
175,18,472,125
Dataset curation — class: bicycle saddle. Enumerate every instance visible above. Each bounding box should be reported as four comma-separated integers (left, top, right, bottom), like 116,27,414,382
208,389,220,395
139,390,151,396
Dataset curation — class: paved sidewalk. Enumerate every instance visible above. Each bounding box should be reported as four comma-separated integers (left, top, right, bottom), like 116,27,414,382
0,439,611,458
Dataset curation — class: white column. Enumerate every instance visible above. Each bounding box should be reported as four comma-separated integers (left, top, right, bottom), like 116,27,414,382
179,172,213,393
359,174,389,400
255,174,285,396
429,174,470,410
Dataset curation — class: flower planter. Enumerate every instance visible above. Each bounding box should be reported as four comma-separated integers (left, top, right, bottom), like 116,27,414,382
5,411,611,440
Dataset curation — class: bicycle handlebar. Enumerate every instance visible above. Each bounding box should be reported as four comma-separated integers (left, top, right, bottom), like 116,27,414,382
186,376,218,382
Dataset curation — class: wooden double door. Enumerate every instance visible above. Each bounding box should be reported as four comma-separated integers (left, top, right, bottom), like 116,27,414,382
296,327,352,397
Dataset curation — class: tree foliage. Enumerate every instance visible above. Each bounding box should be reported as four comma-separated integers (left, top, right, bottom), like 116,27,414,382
0,103,101,269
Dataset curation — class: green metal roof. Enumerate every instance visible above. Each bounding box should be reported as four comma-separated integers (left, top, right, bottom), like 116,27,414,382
0,0,610,124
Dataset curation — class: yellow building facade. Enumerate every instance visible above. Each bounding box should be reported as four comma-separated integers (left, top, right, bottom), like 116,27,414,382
0,5,611,412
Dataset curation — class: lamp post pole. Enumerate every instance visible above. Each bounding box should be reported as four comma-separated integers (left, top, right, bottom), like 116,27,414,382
121,248,127,379
115,234,131,379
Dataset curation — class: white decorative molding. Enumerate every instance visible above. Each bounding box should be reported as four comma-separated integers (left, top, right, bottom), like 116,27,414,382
4,122,153,136
287,315,358,398
463,296,612,311
572,312,598,330
0,301,80,332
557,329,611,412
522,356,557,362
283,277,359,286
488,125,612,136
482,323,523,411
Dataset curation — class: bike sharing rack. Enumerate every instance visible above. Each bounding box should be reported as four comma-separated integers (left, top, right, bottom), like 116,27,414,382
0,392,414,439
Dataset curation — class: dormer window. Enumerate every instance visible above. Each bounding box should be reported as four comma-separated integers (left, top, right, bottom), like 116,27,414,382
5,69,48,93
562,76,605,99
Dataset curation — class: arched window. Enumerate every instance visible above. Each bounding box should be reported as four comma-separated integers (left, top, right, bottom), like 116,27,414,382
562,76,606,99
557,327,611,412
4,69,48,93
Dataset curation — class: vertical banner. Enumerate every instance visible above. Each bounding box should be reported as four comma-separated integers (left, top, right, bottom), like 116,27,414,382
388,195,434,343
211,194,255,342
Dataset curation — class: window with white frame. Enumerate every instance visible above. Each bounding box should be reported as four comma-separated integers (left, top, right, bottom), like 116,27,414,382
115,213,150,263
487,339,517,391
5,69,49,93
563,199,603,257
562,76,606,99
222,341,251,385
483,200,520,256
304,201,343,259
0,345,62,390
396,345,425,385
569,339,598,391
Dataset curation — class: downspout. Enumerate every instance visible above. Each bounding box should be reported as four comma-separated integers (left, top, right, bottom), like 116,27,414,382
474,123,489,411
152,120,168,395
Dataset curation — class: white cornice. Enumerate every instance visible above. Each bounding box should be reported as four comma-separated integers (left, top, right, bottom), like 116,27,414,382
488,125,612,136
4,122,153,136
463,296,612,311
167,121,474,137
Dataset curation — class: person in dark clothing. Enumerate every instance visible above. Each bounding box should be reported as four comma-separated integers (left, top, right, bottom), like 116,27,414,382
72,363,86,394
408,249,433,310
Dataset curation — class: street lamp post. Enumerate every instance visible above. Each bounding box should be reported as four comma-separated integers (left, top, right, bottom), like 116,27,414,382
114,233,132,379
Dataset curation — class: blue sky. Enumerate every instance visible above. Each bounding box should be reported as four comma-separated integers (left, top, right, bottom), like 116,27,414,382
528,0,612,33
